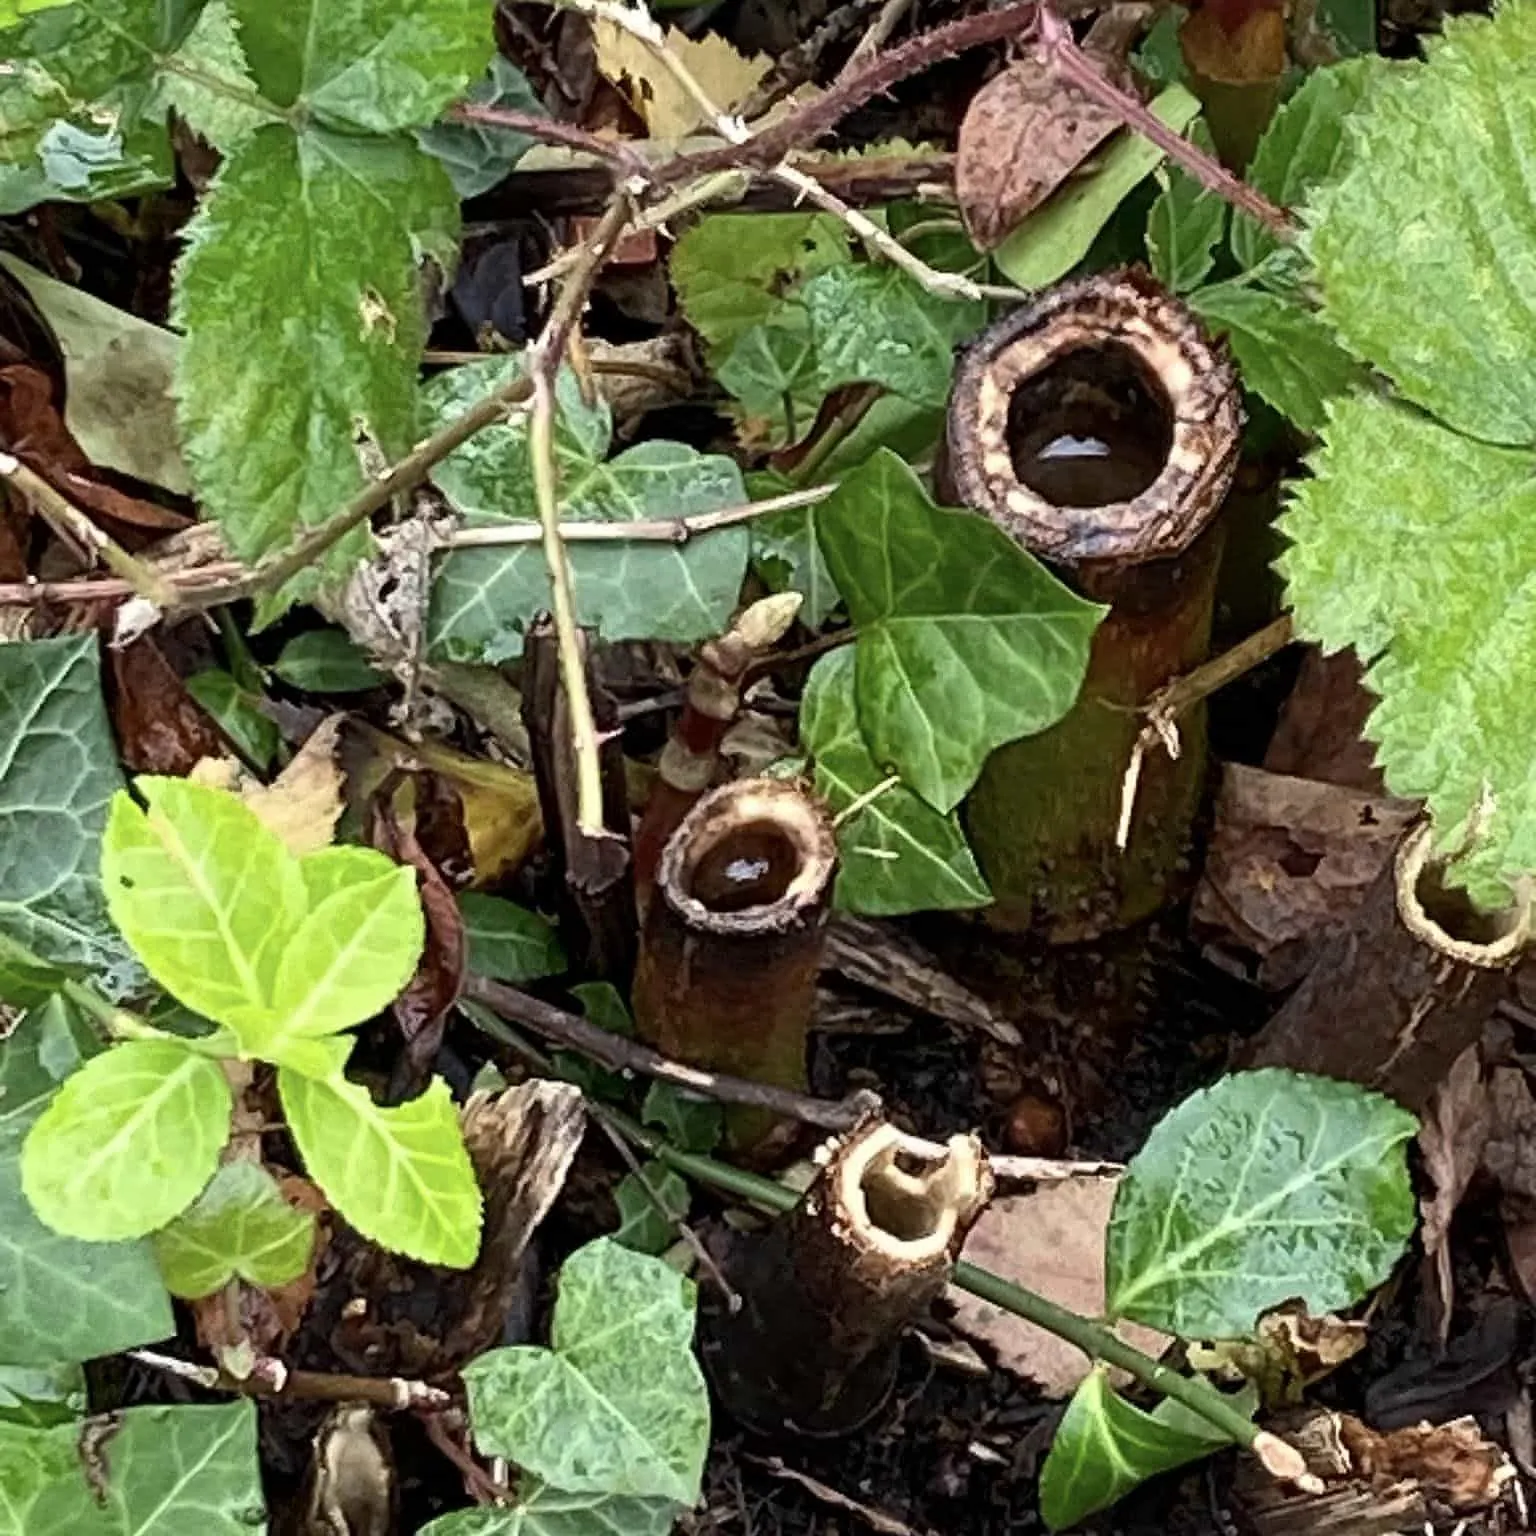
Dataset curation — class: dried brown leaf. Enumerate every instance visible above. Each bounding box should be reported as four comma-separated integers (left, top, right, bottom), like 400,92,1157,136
109,634,231,775
1337,1414,1516,1512
1418,1044,1490,1339
593,20,770,139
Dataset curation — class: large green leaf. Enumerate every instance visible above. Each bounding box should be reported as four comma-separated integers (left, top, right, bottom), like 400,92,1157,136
1308,3,1536,445
152,1160,315,1299
0,637,138,996
229,0,492,134
427,358,750,662
1280,392,1536,904
0,1401,262,1535
463,1237,709,1504
175,125,459,595
1105,1068,1417,1339
21,1040,232,1242
420,1484,679,1536
1039,1370,1245,1530
816,451,1102,812
278,1069,482,1268
801,648,989,915
459,892,567,983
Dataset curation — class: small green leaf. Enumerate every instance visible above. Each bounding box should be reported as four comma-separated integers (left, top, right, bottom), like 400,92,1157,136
0,932,70,1009
570,981,634,1036
996,84,1201,289
417,54,541,198
1188,282,1364,433
278,1069,482,1269
185,667,281,770
1039,1369,1243,1530
21,1040,232,1242
1146,119,1227,293
716,311,823,446
613,1164,690,1255
641,1082,722,1154
816,451,1103,812
152,1161,315,1299
459,892,567,983
272,630,386,693
420,1483,680,1536
0,1362,84,1428
747,472,840,628
463,1237,709,1504
801,648,990,915
1105,1068,1418,1339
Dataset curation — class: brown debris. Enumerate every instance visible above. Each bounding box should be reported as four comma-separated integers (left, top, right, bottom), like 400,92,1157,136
1418,1045,1491,1338
109,633,232,775
1264,645,1387,794
1336,1415,1516,1512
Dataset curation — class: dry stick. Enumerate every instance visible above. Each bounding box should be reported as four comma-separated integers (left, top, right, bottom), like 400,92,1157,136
841,0,919,73
0,453,179,610
128,1350,448,1412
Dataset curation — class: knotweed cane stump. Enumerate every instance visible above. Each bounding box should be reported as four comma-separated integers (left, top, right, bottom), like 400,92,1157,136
945,268,1242,939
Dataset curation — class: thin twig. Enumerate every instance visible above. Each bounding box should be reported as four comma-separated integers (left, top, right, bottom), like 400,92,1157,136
420,1412,509,1505
841,0,919,74
129,1351,448,1411
449,101,651,177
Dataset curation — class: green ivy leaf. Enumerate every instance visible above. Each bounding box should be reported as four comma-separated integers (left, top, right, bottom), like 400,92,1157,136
1188,281,1364,433
1105,1068,1417,1339
278,1068,482,1268
176,125,459,601
152,1160,315,1299
801,648,990,915
1146,119,1226,293
1039,1369,1245,1530
0,932,70,1009
716,311,823,446
21,1040,232,1242
1308,5,1536,445
420,1483,680,1536
229,0,492,135
459,892,567,983
745,471,840,628
417,53,542,198
816,450,1102,812
185,668,281,770
641,1082,722,1155
0,1400,262,1534
0,636,139,997
272,629,386,693
996,84,1201,289
613,1163,690,1255
1279,392,1536,904
463,1237,709,1504
0,1362,84,1428
427,358,750,662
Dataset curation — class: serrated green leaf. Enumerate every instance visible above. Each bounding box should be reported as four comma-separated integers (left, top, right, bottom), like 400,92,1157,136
641,1082,721,1154
464,1237,708,1504
801,648,990,914
427,358,750,663
272,629,386,693
815,451,1102,812
229,0,492,134
1232,56,1393,272
1279,391,1536,903
185,668,281,770
278,1068,482,1268
0,1400,262,1535
1308,5,1536,445
996,84,1201,289
613,1163,690,1255
1189,281,1364,433
459,892,567,983
0,637,139,998
21,1040,232,1241
670,212,850,359
1146,118,1226,292
154,1,269,154
1105,1068,1417,1339
152,1160,314,1299
0,1,76,27
176,125,459,599
1040,1369,1243,1530
418,53,541,198
420,1483,680,1536
0,1363,83,1428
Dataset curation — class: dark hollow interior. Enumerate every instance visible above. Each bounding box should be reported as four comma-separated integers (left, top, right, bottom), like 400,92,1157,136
1416,858,1522,945
1006,340,1175,508
687,821,802,914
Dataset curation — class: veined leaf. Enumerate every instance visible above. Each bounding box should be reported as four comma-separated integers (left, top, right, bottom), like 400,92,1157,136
152,1160,315,1299
816,450,1102,812
1105,1068,1417,1339
0,1362,83,1428
1146,118,1226,293
801,648,990,915
0,1,78,27
0,637,139,997
418,53,542,198
420,1483,680,1536
459,892,567,983
463,1237,709,1504
640,1083,721,1155
21,1040,232,1242
278,1069,482,1269
613,1164,690,1255
153,0,269,154
185,668,281,770
0,932,69,1009
272,629,386,693
1308,3,1536,444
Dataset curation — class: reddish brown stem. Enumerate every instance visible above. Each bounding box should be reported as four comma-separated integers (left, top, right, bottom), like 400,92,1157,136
449,102,650,176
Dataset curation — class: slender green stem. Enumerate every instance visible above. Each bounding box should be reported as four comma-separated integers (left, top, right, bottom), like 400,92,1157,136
61,979,166,1044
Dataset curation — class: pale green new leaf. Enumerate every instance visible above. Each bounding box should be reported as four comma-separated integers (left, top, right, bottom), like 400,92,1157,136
1105,1068,1417,1339
176,125,459,596
459,892,567,983
816,451,1102,812
21,1040,232,1242
1279,392,1536,903
613,1164,690,1255
230,0,493,134
420,1483,679,1536
1146,119,1226,293
0,637,138,997
463,1237,708,1504
152,1161,315,1299
279,1069,482,1268
1188,281,1364,433
1308,3,1536,444
0,1,76,27
1039,1369,1244,1530
801,648,989,914
0,1400,261,1536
